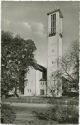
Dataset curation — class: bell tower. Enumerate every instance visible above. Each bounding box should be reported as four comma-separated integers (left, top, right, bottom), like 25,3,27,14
47,9,63,97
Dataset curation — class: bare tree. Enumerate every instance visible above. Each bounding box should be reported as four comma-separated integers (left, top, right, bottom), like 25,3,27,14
48,40,79,97
61,40,79,91
48,70,62,97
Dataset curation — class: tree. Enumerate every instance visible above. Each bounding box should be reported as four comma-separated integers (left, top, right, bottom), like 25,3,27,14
1,31,36,97
61,40,79,91
48,70,62,97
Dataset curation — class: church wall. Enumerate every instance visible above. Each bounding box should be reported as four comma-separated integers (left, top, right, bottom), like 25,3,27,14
47,11,60,79
24,67,43,96
47,10,63,97
24,67,36,96
35,70,42,96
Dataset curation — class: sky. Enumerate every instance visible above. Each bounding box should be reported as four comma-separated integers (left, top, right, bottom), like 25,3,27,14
1,1,79,67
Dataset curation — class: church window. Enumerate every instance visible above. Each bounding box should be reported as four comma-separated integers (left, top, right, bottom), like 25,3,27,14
40,89,44,95
51,14,56,35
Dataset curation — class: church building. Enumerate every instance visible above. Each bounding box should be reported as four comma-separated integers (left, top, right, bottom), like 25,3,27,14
19,9,63,97
24,64,47,96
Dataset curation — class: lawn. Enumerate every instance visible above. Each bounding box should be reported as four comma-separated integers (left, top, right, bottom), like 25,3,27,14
13,104,58,125
2,96,79,124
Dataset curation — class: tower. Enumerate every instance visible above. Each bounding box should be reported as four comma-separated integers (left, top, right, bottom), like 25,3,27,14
47,9,63,97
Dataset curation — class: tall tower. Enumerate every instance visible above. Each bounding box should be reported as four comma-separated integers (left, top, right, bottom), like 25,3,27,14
47,9,63,97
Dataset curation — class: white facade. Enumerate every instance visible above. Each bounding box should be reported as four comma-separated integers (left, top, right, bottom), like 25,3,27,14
35,70,42,96
47,9,63,97
24,67,36,96
24,67,47,96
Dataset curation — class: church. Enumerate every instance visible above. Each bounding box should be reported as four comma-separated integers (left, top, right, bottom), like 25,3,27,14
18,9,63,97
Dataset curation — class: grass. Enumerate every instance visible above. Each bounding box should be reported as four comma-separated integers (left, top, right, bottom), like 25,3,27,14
2,96,79,124
13,105,58,125
8,102,79,124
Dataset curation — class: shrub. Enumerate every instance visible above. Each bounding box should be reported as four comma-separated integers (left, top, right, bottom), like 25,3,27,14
54,105,67,123
33,102,78,124
1,103,16,123
33,104,78,124
32,111,49,120
67,105,79,123
46,106,57,120
51,104,79,123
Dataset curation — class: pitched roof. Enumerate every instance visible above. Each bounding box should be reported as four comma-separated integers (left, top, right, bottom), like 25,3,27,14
33,63,47,72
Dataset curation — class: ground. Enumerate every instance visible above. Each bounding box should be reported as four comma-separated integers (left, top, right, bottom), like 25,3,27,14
2,96,79,125
10,103,58,125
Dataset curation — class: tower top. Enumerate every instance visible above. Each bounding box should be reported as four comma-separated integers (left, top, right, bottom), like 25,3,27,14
47,9,63,18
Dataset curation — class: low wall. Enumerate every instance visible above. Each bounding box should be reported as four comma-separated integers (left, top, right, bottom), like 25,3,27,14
2,96,79,106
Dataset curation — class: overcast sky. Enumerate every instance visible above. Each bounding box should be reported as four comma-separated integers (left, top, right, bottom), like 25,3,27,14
1,1,79,67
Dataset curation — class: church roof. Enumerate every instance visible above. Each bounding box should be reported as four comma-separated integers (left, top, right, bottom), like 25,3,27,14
47,9,63,18
33,63,47,72
39,78,46,81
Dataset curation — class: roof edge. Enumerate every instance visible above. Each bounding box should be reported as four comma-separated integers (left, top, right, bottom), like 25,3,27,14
47,9,63,18
32,63,47,72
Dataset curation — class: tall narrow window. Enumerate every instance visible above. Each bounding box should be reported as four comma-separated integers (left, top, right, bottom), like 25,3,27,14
51,14,56,35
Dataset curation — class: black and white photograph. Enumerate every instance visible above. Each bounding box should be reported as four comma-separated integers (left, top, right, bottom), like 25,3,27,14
1,1,79,124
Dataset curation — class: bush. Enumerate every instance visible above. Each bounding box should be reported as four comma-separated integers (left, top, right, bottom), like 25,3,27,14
1,103,16,123
33,104,78,124
32,111,49,120
67,105,79,123
54,105,67,123
51,104,79,123
46,106,57,120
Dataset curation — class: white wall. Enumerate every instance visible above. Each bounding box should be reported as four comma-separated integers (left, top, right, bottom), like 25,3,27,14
24,67,43,96
36,70,42,96
24,67,36,96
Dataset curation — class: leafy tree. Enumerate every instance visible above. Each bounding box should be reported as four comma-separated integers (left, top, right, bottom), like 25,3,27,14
1,31,36,97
